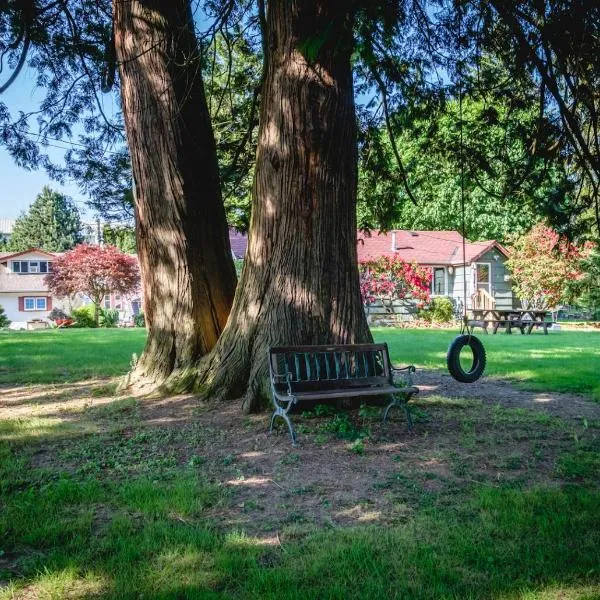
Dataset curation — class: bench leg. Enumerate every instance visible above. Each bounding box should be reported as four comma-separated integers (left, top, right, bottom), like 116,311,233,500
382,393,414,431
270,398,297,446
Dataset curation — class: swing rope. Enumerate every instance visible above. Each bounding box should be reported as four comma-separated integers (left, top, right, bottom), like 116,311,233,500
457,3,468,336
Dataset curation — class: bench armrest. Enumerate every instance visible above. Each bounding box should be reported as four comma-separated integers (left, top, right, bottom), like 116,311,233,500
391,365,416,386
270,372,293,396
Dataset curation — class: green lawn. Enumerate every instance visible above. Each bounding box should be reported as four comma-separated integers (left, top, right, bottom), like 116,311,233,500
2,327,597,400
376,328,600,400
1,327,599,598
0,329,146,385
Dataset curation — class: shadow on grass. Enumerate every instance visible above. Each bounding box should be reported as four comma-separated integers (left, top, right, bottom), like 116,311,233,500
1,387,599,598
1,473,599,599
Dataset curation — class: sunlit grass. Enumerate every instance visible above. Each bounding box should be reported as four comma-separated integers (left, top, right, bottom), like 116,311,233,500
0,328,146,384
376,328,600,400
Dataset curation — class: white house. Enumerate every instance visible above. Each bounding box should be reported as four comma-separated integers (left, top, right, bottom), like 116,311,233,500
0,248,73,329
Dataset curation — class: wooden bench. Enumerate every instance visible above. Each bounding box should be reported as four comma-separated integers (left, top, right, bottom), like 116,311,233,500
468,319,550,335
268,343,418,445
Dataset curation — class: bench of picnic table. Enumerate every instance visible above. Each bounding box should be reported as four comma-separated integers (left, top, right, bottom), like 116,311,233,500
268,343,418,446
468,319,550,335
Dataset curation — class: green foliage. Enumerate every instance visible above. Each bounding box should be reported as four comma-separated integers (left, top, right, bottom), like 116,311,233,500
133,311,145,328
70,306,97,329
100,308,120,328
7,187,83,252
419,297,455,323
0,305,10,329
102,224,136,253
204,34,262,231
570,243,600,311
358,92,574,241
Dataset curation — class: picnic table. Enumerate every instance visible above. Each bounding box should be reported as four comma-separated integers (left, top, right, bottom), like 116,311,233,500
467,309,550,335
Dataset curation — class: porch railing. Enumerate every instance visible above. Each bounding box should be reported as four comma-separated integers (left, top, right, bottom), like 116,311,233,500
471,288,496,310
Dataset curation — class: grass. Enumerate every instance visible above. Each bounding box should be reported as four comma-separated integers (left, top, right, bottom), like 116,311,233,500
1,327,599,597
0,328,146,385
1,408,599,599
376,328,600,400
1,327,598,400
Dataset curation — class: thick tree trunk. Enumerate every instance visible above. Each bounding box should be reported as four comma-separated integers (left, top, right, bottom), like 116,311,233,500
113,0,237,388
195,0,372,411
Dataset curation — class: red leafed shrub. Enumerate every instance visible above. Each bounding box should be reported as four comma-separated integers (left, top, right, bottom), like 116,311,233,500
359,256,432,306
45,244,140,325
506,224,591,309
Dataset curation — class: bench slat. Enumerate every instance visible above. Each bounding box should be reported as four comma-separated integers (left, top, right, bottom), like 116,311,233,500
274,385,419,402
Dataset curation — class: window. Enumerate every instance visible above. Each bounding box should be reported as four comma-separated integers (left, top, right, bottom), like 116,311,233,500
432,268,446,295
104,295,111,309
12,261,29,273
475,263,491,293
11,260,50,273
23,297,47,311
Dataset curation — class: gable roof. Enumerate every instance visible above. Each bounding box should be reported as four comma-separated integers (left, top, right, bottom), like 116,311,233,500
356,230,509,265
223,229,510,265
0,248,58,262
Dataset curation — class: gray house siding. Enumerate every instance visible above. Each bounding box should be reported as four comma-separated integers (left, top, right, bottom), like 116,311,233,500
365,246,514,323
448,252,513,310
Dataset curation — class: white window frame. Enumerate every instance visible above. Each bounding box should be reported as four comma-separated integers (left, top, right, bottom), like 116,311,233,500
474,262,492,294
23,296,47,311
431,267,447,296
11,260,51,274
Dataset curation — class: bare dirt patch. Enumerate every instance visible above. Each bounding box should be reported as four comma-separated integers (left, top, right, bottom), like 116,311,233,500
1,371,599,540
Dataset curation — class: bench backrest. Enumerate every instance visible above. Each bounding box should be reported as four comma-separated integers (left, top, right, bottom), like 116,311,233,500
269,343,392,392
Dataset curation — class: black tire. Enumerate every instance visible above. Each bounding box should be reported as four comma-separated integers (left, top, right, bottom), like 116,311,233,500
447,334,486,383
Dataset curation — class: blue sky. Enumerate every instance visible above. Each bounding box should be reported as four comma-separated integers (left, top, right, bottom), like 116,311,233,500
0,67,98,221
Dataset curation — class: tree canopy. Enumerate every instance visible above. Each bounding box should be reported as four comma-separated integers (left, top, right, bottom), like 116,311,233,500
7,186,83,252
2,1,599,237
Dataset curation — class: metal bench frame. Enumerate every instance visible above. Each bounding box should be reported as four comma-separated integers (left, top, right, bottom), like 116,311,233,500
268,343,418,445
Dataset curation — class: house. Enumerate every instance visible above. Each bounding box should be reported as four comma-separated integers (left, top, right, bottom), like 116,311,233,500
357,230,513,311
223,229,512,311
0,248,72,329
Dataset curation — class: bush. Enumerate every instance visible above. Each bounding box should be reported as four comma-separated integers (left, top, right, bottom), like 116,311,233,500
0,304,11,328
48,307,69,321
133,311,145,328
100,308,120,328
71,305,97,328
419,297,455,323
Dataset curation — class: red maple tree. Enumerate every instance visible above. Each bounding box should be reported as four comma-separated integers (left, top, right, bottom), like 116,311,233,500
359,256,432,307
506,223,589,309
45,244,140,325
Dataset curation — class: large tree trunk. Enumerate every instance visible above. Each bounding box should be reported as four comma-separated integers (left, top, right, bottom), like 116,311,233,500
113,0,237,388
194,0,372,411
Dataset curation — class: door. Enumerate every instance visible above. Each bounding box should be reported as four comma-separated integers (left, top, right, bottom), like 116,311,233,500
474,263,491,294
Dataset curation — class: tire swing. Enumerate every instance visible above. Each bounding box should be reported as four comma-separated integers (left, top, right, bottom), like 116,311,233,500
446,16,486,384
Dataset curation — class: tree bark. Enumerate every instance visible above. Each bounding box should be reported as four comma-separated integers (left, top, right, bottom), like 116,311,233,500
113,0,237,388
195,0,372,411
